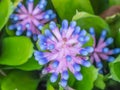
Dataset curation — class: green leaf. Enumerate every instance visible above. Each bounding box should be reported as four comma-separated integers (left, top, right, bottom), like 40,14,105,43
0,72,6,90
11,0,21,7
1,70,39,90
0,36,33,66
14,56,43,71
59,86,64,90
109,0,120,6
105,14,120,47
47,82,55,90
72,12,110,38
73,66,98,90
94,74,106,90
0,0,13,30
67,71,76,87
115,30,120,47
51,0,94,21
90,0,109,15
109,55,120,82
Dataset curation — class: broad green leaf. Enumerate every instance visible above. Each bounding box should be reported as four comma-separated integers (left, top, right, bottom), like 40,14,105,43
90,0,109,15
59,86,64,90
68,71,76,87
11,0,21,7
0,72,6,90
0,0,13,30
47,82,55,90
1,70,39,90
14,56,43,71
109,55,120,82
72,12,110,38
115,30,120,47
109,0,120,6
94,74,106,90
52,0,94,21
73,66,98,90
0,36,33,66
105,14,120,47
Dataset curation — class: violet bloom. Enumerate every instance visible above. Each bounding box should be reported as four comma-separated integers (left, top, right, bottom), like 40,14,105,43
89,28,120,71
34,20,93,87
9,0,56,41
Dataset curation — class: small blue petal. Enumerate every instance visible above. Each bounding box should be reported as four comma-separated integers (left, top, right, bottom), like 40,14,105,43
40,0,47,6
73,63,81,71
105,37,113,45
100,30,107,39
46,10,53,15
40,44,47,50
38,0,47,9
85,47,94,53
33,34,38,41
98,69,103,74
18,2,22,8
80,49,89,56
15,8,19,13
17,24,22,31
45,29,53,38
38,35,46,42
35,55,44,61
16,30,23,36
50,73,58,83
107,56,115,62
26,30,32,37
81,60,91,67
62,20,68,29
50,14,56,19
60,79,67,87
34,51,43,56
102,48,109,53
74,72,83,80
38,58,48,65
79,30,86,36
84,36,90,42
49,21,56,30
27,0,34,3
10,14,15,19
96,62,103,68
66,55,72,62
44,14,50,19
70,21,76,28
62,71,69,80
112,48,120,54
26,23,30,29
48,44,55,50
73,26,81,35
38,4,45,10
9,25,16,30
38,24,43,30
13,16,19,21
89,27,95,36
52,60,59,68
78,36,85,42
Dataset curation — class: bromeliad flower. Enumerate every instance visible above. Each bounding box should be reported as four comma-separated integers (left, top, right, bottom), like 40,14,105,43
9,0,56,41
34,20,93,87
89,28,120,71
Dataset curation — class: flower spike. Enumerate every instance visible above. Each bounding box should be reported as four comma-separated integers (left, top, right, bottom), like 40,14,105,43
9,0,56,41
89,28,120,72
34,20,93,87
